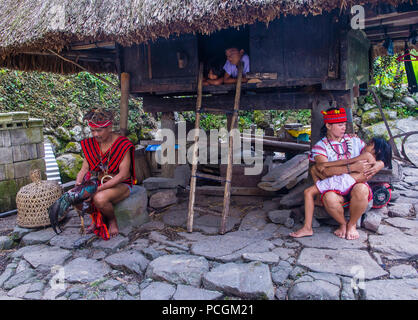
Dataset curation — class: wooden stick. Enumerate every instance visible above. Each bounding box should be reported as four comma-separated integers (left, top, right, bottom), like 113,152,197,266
369,88,401,158
47,49,119,91
220,62,243,234
187,62,204,233
119,72,130,136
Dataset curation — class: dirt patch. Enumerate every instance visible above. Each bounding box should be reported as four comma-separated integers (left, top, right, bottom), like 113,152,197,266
0,214,17,237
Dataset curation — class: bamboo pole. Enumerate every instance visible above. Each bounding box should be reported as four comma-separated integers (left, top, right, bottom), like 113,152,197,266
120,72,130,136
187,62,204,233
220,62,244,234
47,49,120,91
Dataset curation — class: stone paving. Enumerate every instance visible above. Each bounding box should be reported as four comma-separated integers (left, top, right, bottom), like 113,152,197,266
0,164,417,300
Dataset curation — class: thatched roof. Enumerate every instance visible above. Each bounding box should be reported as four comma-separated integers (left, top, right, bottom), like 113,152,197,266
0,0,410,73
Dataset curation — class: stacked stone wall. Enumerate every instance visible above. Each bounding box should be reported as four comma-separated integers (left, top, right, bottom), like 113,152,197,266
0,112,45,212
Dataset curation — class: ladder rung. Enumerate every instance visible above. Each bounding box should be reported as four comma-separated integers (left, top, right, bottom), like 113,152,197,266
195,171,225,182
194,206,222,216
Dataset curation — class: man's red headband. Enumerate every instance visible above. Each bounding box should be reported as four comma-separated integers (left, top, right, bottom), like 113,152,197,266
88,120,112,128
321,108,347,124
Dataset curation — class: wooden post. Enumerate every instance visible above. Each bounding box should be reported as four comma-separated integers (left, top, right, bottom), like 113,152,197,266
187,62,204,233
120,72,130,136
161,112,176,178
220,62,243,235
310,99,330,147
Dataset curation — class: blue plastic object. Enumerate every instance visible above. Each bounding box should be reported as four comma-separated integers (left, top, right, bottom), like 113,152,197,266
146,144,179,151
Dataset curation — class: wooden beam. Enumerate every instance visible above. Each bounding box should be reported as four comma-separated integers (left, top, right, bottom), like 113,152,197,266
142,90,350,113
119,72,130,136
365,11,418,28
188,186,277,197
132,78,325,95
70,41,116,50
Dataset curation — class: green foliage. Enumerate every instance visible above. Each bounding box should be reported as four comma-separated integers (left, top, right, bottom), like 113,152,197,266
0,69,156,136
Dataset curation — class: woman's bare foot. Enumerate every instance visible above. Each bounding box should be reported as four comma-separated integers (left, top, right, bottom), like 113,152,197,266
334,224,347,239
346,223,359,240
289,226,313,238
108,219,119,238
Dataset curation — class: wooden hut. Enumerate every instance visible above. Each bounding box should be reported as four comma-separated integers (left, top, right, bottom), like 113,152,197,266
0,0,417,143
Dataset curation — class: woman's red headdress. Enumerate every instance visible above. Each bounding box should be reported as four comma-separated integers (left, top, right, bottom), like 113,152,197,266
321,108,347,124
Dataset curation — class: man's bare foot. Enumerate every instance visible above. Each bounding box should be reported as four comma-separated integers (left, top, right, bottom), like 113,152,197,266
334,224,347,239
108,219,119,238
85,224,96,234
289,226,313,238
346,224,359,240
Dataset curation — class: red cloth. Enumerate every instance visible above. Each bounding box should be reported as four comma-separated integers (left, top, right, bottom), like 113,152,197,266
89,202,110,240
81,135,136,240
88,120,112,128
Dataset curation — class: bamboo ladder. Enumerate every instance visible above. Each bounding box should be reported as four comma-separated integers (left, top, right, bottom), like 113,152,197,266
187,62,244,234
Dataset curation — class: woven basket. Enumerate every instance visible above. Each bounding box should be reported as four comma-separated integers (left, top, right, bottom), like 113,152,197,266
16,169,63,228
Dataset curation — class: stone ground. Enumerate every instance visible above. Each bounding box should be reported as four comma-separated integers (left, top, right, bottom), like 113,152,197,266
0,164,417,300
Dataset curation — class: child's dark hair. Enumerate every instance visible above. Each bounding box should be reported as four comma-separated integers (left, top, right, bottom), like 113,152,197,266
370,137,392,168
205,59,224,78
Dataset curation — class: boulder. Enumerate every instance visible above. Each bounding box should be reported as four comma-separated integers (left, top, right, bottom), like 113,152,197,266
145,254,209,287
401,96,418,109
268,210,292,225
140,282,176,300
389,264,418,279
56,153,83,182
379,85,394,100
362,109,397,126
362,211,382,232
143,177,178,190
63,257,111,283
173,284,223,300
362,103,376,111
56,126,72,142
69,125,84,142
363,279,418,300
114,185,149,230
388,203,414,218
105,250,149,275
0,236,14,250
62,142,81,153
202,262,274,300
148,189,177,209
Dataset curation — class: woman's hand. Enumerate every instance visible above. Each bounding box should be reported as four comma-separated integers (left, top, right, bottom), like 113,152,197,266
364,161,384,180
316,162,327,173
350,160,370,174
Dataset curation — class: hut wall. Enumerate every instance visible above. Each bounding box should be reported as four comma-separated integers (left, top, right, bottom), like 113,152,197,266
249,14,334,82
123,34,198,93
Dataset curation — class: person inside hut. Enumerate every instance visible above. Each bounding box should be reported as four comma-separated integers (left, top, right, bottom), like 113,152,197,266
202,59,224,86
290,107,384,240
76,108,136,239
223,46,250,84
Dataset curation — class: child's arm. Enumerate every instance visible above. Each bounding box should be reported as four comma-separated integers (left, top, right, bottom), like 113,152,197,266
223,72,248,84
206,78,224,85
317,152,375,173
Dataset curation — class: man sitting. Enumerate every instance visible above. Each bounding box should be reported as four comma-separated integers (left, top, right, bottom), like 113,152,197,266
76,108,136,239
